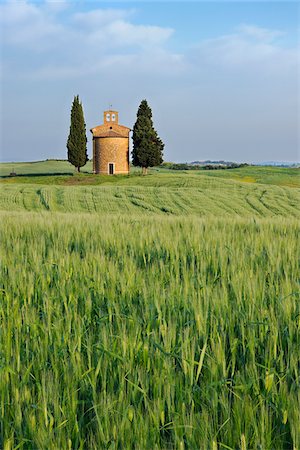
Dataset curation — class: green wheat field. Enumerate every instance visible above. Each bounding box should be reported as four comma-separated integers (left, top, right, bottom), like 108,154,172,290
1,162,299,449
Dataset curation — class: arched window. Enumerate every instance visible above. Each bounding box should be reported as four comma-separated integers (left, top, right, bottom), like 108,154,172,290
112,113,116,122
106,113,110,122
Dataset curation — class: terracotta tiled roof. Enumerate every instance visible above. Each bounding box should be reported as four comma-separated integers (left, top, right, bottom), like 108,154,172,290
90,123,130,138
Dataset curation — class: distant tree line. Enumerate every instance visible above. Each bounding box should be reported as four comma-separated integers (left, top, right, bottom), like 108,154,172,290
190,160,249,166
203,163,249,170
162,162,249,171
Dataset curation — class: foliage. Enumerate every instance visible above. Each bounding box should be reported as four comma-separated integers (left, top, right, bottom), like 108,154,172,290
132,100,164,173
67,96,88,172
1,212,299,449
163,163,250,170
203,163,249,170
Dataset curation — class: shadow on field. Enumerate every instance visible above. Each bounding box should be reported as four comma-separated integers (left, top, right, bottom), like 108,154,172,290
0,172,83,178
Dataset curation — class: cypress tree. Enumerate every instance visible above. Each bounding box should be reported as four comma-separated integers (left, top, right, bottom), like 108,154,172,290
67,95,88,172
132,100,164,174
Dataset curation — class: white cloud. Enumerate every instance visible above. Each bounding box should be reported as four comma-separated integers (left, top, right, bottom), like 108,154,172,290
44,0,69,13
0,1,64,48
1,3,296,80
102,20,173,47
193,25,298,74
237,24,285,42
29,48,184,80
1,1,179,78
72,8,133,28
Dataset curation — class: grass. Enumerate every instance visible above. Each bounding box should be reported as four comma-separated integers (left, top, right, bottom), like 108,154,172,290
1,160,299,187
1,212,299,449
0,178,299,217
193,166,300,188
0,160,93,176
0,161,299,449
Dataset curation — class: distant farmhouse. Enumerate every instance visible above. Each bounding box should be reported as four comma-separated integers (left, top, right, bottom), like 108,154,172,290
90,110,130,175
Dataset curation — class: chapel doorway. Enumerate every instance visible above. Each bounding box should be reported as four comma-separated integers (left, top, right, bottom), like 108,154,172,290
108,163,114,175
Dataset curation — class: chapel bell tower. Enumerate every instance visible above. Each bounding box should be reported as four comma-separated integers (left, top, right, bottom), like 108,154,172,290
104,110,119,124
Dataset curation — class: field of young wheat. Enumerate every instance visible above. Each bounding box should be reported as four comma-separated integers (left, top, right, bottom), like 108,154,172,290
0,177,299,217
0,164,299,449
1,206,299,449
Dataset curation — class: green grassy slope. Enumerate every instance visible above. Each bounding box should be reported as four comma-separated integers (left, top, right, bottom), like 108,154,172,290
0,159,93,176
0,161,299,217
0,160,299,187
194,165,300,188
0,178,299,217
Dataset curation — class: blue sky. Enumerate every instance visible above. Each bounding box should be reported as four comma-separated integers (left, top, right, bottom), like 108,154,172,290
1,1,299,163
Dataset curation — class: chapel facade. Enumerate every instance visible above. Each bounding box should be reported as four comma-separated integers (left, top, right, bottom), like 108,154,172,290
90,110,130,175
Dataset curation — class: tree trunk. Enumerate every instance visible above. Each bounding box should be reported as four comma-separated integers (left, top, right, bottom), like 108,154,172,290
77,166,80,173
142,167,148,175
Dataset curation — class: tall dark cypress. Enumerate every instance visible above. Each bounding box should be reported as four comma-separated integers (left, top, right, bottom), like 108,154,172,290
67,95,88,172
132,100,164,174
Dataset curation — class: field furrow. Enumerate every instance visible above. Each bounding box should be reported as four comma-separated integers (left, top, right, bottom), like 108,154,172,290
1,181,299,218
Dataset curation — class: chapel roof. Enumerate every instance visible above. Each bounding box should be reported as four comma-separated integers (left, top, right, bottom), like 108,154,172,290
90,124,130,138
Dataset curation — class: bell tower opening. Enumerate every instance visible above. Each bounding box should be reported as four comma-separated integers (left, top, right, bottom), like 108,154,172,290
104,110,119,125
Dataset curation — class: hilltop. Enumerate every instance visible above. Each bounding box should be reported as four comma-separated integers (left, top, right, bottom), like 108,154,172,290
0,159,299,188
0,160,299,217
